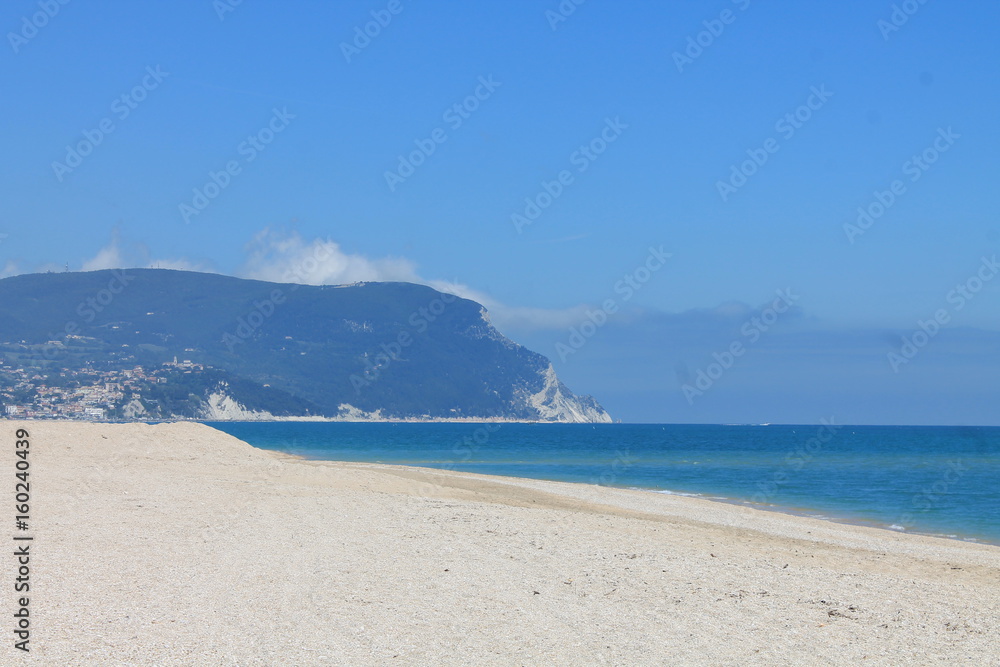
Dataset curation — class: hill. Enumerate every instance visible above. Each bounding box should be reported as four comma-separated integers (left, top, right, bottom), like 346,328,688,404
0,269,610,422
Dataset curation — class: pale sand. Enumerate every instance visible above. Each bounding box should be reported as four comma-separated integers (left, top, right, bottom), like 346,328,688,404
8,421,999,666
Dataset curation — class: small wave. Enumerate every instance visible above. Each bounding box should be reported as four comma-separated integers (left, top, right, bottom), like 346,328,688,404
645,488,702,498
887,524,907,531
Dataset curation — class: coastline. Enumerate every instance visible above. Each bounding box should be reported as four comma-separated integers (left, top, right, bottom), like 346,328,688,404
635,487,1000,547
13,416,596,424
208,420,1000,546
12,420,1000,664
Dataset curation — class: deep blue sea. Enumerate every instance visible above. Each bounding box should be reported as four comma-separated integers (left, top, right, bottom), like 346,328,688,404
206,422,1000,544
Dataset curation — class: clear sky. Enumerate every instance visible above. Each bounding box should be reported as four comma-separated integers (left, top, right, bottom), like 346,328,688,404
2,0,998,424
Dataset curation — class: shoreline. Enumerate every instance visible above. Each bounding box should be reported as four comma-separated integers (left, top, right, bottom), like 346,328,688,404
638,486,1000,548
208,423,1000,548
13,420,1000,664
9,416,1000,426
275,452,1000,548
30,414,993,545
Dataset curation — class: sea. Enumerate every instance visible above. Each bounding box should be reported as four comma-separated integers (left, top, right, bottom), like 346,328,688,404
206,422,1000,545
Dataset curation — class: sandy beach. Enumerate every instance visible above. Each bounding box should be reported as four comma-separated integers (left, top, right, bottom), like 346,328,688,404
6,420,999,665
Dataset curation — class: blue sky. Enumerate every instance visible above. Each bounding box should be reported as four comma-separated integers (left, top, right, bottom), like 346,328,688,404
1,0,997,424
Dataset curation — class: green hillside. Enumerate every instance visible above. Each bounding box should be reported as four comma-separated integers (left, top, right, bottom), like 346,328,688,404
0,269,609,421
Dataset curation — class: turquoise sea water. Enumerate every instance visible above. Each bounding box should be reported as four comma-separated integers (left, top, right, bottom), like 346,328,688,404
207,422,1000,544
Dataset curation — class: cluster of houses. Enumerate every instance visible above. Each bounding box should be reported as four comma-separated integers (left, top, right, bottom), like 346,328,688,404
0,356,205,421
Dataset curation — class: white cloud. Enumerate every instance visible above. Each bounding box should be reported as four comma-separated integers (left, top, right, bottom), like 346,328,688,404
237,229,588,332
67,227,587,333
81,240,124,271
489,304,593,331
79,234,210,273
0,261,19,279
239,228,420,285
424,278,588,331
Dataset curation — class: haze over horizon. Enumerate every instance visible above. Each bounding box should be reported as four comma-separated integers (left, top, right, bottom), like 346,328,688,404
1,1,997,425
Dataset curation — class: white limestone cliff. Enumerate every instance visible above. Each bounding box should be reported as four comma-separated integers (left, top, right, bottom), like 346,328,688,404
524,364,613,423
